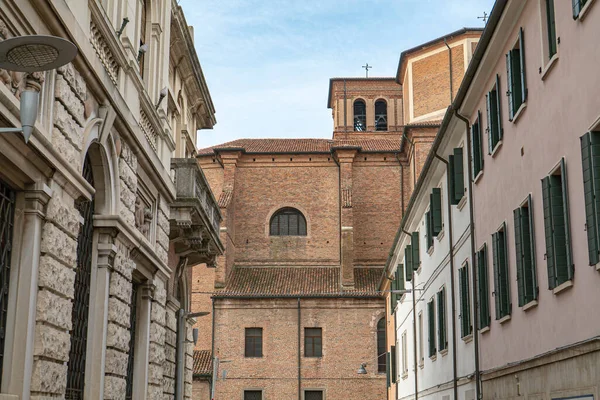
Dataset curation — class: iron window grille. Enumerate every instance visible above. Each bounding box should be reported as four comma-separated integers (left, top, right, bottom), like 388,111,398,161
0,179,15,387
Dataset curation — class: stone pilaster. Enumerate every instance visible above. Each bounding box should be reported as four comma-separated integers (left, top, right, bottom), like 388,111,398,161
147,277,167,400
163,302,178,398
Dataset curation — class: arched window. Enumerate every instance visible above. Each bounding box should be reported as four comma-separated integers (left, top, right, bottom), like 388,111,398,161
353,99,366,132
375,100,387,131
377,318,387,373
66,155,95,399
270,208,307,236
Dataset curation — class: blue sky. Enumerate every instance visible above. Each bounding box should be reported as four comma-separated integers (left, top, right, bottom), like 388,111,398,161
180,0,496,149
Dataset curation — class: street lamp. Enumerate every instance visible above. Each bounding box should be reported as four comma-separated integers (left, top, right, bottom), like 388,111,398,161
0,35,78,143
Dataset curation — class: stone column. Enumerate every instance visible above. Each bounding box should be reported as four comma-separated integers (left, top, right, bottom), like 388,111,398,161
3,184,51,400
133,283,155,400
335,149,357,288
85,230,117,399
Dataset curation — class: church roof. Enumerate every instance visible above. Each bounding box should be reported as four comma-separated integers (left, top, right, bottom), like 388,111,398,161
214,267,382,298
193,350,213,377
197,138,402,156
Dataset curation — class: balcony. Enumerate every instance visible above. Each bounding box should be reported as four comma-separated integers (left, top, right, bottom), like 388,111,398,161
170,158,223,266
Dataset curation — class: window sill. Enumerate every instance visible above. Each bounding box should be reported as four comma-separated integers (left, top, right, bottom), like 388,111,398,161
437,230,445,241
541,53,559,81
416,265,422,275
522,299,538,311
402,372,409,380
429,354,437,362
419,360,424,369
479,326,490,334
596,263,600,272
457,195,467,211
473,170,484,184
511,103,527,124
439,348,448,357
462,334,473,343
427,246,434,256
578,0,596,21
490,141,503,158
553,280,574,295
498,314,511,324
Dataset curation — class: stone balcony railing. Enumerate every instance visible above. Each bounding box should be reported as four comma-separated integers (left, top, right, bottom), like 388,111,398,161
170,158,223,266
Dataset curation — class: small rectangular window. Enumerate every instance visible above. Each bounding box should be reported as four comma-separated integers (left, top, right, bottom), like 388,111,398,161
427,300,436,357
401,331,408,375
492,224,511,319
436,288,447,352
304,328,322,357
514,196,538,306
477,245,491,330
506,29,527,121
245,328,263,357
305,391,323,400
471,112,484,178
542,158,573,289
486,76,503,153
244,390,263,400
418,312,424,365
459,264,472,338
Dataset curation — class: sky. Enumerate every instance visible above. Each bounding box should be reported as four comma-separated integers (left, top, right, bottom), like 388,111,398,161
179,0,496,150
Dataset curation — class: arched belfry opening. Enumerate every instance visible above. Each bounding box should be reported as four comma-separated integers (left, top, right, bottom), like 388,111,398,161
353,99,366,131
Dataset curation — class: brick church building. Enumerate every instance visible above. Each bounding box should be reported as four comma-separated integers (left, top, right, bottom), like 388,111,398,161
191,28,482,400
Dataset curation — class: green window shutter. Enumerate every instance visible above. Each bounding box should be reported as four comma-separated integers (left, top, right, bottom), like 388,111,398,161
412,232,420,270
386,352,391,387
546,0,557,58
459,266,471,337
431,188,442,236
492,232,501,318
560,158,574,281
390,274,398,315
514,208,525,307
519,28,527,104
581,133,599,265
526,194,538,300
499,225,511,316
405,245,413,282
427,300,435,357
486,93,493,154
495,75,503,141
391,345,397,383
477,245,490,329
425,211,433,249
506,51,514,121
511,49,523,113
542,176,557,289
550,172,569,286
437,288,447,351
453,148,464,202
397,263,405,291
449,154,456,204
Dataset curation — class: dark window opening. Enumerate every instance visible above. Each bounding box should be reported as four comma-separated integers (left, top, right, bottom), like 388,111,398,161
304,328,322,357
305,391,324,400
270,208,307,236
125,282,140,400
244,391,262,400
354,100,366,131
377,318,386,372
245,328,263,357
66,155,95,400
0,179,15,387
375,100,388,131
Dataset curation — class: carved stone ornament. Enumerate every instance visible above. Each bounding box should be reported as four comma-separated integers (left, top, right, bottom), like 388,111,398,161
135,196,153,239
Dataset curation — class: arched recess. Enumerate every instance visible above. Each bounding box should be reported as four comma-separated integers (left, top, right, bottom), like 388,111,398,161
375,99,388,131
353,99,366,131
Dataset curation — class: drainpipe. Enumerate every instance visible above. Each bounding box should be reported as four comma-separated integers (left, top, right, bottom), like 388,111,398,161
455,110,481,400
396,153,404,213
433,153,458,400
210,298,217,400
444,38,454,103
333,154,342,273
401,229,418,400
176,308,186,400
297,298,302,400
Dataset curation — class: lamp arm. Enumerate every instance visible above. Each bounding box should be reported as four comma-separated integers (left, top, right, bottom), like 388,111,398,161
0,128,23,133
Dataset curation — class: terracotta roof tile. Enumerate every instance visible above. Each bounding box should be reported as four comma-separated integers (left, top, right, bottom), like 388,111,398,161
198,138,401,155
216,267,382,298
193,350,212,376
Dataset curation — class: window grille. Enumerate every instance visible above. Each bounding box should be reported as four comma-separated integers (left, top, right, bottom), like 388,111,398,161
0,179,15,387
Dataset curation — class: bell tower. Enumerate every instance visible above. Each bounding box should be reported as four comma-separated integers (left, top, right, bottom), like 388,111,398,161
327,77,403,141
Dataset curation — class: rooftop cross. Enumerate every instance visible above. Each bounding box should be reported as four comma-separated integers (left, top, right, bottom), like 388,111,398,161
478,11,488,24
362,63,372,78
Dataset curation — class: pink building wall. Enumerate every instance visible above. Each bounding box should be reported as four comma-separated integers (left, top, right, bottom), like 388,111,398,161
463,0,600,373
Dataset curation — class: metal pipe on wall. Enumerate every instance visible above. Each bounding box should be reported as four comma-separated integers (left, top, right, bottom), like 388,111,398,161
297,298,302,400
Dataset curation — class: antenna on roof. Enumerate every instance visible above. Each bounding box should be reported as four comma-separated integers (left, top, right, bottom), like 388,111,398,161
477,11,488,24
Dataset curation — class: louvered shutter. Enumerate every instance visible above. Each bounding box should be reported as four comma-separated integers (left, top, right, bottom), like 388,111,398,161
437,289,446,350
453,148,464,202
431,188,442,236
527,194,538,300
506,51,514,121
500,225,511,315
486,94,493,154
581,133,598,265
427,300,435,356
391,345,397,383
397,263,405,291
405,245,413,282
425,211,433,249
477,245,490,329
542,177,556,289
390,275,398,315
412,232,420,269
514,208,525,306
495,75,503,140
449,154,456,204
471,122,478,177
492,232,501,317
519,28,527,104
459,266,470,337
386,352,390,387
560,158,574,281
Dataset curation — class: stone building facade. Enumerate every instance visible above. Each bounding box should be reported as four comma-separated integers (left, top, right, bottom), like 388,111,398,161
0,1,220,399
189,30,481,399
